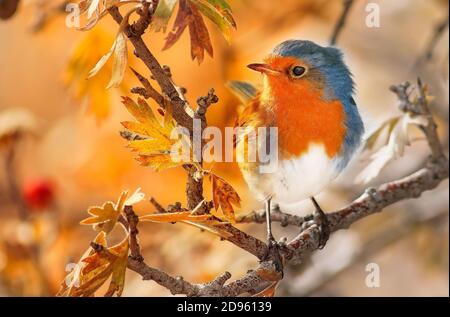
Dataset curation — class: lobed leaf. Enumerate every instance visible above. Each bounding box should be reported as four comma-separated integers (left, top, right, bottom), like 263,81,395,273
121,97,189,171
210,174,241,222
80,189,145,233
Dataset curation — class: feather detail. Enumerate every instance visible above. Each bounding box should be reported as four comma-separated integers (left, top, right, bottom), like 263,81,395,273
226,81,259,103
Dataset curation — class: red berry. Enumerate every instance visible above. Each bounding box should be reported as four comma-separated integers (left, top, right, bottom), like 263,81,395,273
23,179,55,210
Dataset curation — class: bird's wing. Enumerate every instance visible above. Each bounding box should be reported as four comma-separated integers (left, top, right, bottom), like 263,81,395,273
226,81,259,104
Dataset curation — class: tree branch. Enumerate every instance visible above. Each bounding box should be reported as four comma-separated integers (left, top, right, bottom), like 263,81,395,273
124,205,144,262
108,4,208,211
329,0,354,45
237,205,308,228
103,3,448,297
108,5,194,132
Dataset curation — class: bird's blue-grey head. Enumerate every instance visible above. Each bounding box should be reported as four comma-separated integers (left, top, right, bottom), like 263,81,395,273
272,40,354,102
272,40,364,170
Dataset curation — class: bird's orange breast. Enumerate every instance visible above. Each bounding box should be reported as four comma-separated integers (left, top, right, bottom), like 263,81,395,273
263,77,347,160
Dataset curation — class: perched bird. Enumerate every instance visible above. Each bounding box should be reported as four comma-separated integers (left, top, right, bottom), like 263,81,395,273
229,40,364,250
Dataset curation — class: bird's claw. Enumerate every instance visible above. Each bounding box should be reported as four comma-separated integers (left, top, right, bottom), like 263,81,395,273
314,211,330,249
263,237,284,274
300,211,330,249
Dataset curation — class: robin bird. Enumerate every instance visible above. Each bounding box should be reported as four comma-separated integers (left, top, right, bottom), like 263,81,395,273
229,40,364,252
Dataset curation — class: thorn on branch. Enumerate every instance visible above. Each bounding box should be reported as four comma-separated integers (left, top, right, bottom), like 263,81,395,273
130,67,166,107
150,197,167,213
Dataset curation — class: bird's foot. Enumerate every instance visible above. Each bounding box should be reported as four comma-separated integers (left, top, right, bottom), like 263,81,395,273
300,198,331,250
263,236,284,275
313,209,330,249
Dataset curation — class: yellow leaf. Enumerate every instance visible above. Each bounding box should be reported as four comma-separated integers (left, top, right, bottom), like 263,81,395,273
80,189,145,233
106,31,128,89
210,174,241,222
87,6,135,87
87,30,128,89
64,27,131,121
121,97,190,171
87,37,117,79
81,202,119,233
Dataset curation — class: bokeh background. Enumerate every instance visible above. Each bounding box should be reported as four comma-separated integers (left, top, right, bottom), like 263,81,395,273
0,0,448,296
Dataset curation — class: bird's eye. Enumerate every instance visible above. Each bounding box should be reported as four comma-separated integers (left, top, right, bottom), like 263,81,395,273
290,65,306,78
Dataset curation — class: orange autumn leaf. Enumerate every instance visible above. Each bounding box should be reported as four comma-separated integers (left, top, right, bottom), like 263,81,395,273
57,232,129,297
252,282,279,297
163,0,213,64
140,201,233,239
139,211,212,223
255,266,283,282
210,174,241,222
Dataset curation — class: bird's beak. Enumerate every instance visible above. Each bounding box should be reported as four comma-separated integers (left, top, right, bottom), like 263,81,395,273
247,63,281,76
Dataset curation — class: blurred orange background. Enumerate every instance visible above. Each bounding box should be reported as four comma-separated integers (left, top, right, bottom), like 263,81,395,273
0,0,448,296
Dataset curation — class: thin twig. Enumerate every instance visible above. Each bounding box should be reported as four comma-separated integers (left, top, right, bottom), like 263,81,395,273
330,0,354,45
149,197,167,213
130,67,165,105
415,14,449,66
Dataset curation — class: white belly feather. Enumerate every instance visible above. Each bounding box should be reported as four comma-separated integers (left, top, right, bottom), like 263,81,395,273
272,143,340,203
242,143,340,204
